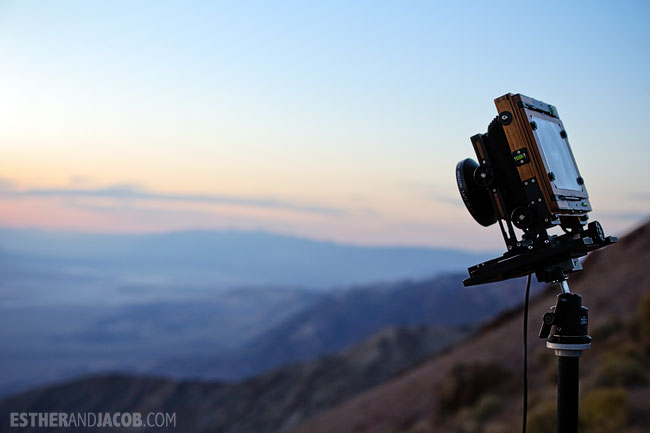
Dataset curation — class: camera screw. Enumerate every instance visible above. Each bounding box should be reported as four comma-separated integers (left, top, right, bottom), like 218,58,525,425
498,111,513,125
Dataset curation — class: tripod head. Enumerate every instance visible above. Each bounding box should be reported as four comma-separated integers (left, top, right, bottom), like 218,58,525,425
540,282,591,352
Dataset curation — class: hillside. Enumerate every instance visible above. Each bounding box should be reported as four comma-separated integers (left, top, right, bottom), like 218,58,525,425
289,220,650,433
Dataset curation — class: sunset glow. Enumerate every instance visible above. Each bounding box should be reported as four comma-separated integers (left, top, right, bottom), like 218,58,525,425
1,1,649,249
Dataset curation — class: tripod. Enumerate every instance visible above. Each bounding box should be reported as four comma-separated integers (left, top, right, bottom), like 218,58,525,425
539,280,591,433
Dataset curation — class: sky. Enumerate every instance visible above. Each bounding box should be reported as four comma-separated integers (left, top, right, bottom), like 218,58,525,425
1,0,649,250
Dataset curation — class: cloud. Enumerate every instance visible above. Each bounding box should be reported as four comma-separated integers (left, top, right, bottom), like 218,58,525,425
0,182,346,217
402,182,462,207
68,175,94,186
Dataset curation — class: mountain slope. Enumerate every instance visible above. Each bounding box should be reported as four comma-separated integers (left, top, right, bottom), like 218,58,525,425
289,221,650,433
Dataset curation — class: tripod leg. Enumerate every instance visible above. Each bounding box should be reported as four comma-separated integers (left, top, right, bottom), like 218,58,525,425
557,356,579,433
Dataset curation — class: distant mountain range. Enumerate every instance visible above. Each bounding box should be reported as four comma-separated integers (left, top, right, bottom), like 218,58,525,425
0,228,492,291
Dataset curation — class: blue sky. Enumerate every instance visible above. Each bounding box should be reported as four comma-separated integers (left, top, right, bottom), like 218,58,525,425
0,1,648,248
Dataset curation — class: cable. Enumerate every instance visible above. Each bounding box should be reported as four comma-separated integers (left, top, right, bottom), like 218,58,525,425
522,273,532,433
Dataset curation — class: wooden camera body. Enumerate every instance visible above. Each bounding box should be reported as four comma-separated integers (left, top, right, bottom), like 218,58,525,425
457,93,616,285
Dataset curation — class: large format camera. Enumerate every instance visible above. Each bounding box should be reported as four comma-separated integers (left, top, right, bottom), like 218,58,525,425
456,93,616,286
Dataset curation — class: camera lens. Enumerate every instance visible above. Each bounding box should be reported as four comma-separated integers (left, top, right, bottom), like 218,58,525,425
456,158,498,227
